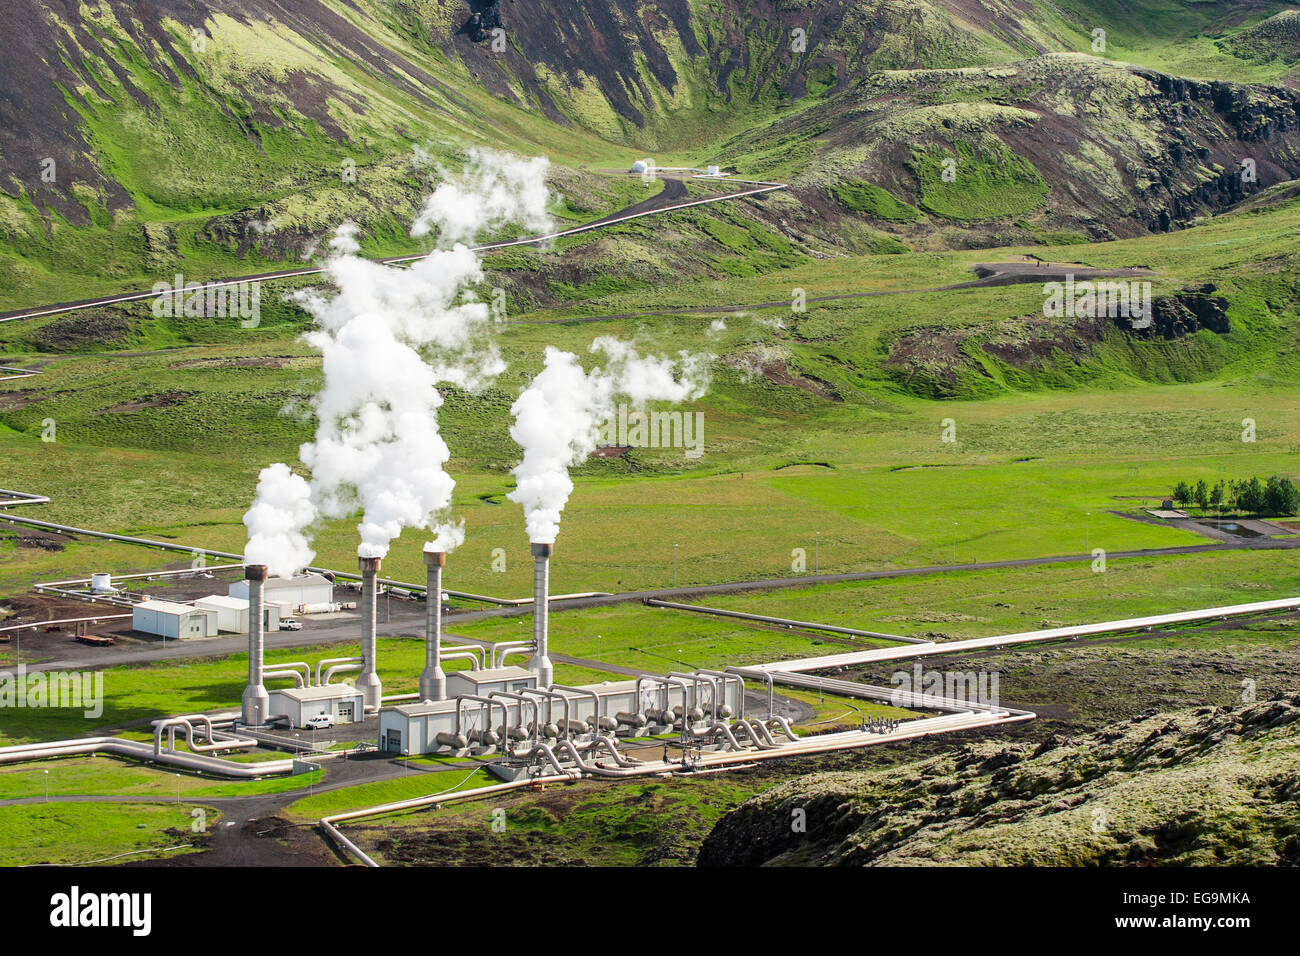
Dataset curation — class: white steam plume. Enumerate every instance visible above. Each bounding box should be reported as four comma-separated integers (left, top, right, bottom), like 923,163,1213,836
508,339,711,544
243,463,316,578
243,150,552,573
413,149,552,245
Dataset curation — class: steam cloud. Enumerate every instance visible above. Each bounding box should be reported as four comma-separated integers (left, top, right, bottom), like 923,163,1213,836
508,337,711,543
243,149,552,574
243,463,316,578
412,149,552,245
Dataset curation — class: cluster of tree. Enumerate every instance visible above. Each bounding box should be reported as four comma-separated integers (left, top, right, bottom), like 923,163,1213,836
1172,476,1300,516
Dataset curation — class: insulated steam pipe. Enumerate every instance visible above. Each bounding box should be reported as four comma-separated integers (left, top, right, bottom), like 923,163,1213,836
314,656,361,685
263,668,306,687
490,690,538,745
660,675,695,727
635,674,669,714
490,641,532,668
549,684,606,736
438,649,482,670
521,687,569,739
672,670,715,718
697,668,744,720
456,695,508,748
322,663,362,684
727,665,773,719
263,661,312,686
670,670,717,718
496,647,532,667
440,636,487,666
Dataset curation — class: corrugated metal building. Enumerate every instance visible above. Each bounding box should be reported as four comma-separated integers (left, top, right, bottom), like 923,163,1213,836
269,685,364,728
229,572,333,610
132,599,217,640
194,595,281,634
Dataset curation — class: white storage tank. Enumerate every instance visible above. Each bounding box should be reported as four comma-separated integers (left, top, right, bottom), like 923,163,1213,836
90,573,115,594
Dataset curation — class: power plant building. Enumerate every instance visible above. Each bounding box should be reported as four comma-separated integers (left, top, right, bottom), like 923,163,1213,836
195,594,280,634
133,599,218,640
229,572,332,610
269,685,363,729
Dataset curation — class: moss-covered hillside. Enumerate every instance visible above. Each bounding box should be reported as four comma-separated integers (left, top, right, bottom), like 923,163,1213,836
699,694,1300,865
8,1,1300,309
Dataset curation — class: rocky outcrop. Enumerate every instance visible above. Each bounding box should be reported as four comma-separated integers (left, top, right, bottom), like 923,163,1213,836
465,1,503,43
699,694,1300,866
1133,285,1231,339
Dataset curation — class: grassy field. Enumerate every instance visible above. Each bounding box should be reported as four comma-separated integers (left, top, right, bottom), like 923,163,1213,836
0,753,311,800
283,766,499,821
0,801,209,866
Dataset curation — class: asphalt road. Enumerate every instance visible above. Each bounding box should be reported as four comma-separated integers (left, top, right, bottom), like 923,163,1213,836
522,259,1156,323
0,175,780,325
18,536,1297,675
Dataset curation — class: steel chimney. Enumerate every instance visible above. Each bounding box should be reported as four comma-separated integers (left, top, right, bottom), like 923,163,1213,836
420,548,447,701
528,542,554,686
356,556,383,709
240,564,270,726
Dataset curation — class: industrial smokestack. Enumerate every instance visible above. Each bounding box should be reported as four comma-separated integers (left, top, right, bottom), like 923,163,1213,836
241,564,270,726
356,556,383,709
529,542,554,686
420,548,447,701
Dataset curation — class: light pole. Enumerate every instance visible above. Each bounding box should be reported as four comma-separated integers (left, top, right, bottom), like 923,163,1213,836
175,773,181,804
596,633,601,662
1085,512,1091,552
673,544,679,588
952,522,958,564
815,531,820,574
44,769,48,803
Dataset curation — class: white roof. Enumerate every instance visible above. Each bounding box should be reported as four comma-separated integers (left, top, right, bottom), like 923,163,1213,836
195,595,249,610
450,666,534,684
264,573,331,590
271,685,364,702
135,599,203,615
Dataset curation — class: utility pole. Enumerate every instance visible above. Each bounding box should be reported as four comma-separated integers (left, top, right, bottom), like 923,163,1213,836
952,522,958,564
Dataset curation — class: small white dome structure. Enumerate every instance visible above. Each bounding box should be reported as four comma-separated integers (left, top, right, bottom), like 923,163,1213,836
630,159,648,174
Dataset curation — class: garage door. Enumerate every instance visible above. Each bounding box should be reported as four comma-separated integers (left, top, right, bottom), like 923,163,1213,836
385,730,401,753
338,703,353,723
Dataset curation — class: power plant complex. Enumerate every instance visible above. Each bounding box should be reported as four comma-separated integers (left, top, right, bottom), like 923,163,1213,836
235,540,749,781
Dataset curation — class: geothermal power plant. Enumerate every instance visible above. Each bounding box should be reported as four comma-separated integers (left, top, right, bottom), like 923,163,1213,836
233,540,760,779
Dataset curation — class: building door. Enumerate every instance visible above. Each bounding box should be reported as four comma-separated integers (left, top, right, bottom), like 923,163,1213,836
385,730,401,753
338,704,353,723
